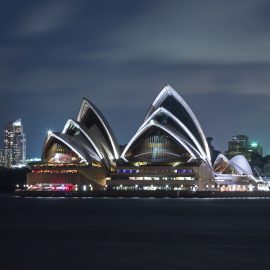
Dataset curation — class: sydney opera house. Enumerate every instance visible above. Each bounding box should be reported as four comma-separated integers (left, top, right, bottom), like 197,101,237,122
27,85,264,192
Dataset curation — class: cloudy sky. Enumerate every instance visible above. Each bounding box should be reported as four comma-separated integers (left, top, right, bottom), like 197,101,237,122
1,0,270,158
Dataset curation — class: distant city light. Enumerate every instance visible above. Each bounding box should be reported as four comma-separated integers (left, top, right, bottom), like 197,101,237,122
27,158,41,162
251,142,258,147
13,119,22,126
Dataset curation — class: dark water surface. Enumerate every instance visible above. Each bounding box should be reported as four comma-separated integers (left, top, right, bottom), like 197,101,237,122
1,194,270,270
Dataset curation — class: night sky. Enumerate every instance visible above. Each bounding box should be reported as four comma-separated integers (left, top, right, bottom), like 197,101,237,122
1,0,270,158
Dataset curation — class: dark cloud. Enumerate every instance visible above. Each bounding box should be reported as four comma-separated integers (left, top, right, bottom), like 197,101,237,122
15,1,79,36
0,0,270,157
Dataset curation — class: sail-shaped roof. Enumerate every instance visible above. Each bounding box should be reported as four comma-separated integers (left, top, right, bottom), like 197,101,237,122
77,98,120,160
122,85,211,165
144,85,211,164
140,107,209,164
213,154,230,173
229,155,254,176
42,132,101,164
121,119,200,163
62,118,112,168
42,97,120,169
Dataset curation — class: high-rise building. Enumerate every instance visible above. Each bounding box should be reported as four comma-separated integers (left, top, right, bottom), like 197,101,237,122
225,135,249,160
248,141,263,157
3,119,26,167
225,135,263,162
0,149,4,167
0,148,13,168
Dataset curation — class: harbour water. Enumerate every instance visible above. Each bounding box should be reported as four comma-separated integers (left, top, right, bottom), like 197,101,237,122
1,194,270,269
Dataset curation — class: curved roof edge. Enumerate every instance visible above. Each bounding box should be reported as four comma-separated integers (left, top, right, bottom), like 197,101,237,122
77,97,120,159
144,84,211,163
121,119,199,162
214,153,230,164
140,106,209,164
62,118,104,160
42,132,88,163
213,153,230,173
229,155,254,176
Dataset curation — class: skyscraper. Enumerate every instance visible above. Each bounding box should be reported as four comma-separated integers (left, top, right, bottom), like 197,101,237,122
225,135,249,160
0,149,4,167
225,135,263,162
0,149,13,168
3,119,26,167
248,141,263,157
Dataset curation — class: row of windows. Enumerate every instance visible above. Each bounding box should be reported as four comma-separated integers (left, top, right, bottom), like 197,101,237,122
117,168,193,174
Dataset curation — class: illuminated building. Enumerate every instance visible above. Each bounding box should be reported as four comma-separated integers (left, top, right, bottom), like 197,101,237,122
224,135,264,176
225,135,263,160
27,98,119,190
27,85,263,192
248,142,263,157
3,119,26,167
213,153,263,191
0,149,4,167
0,148,14,168
112,85,213,191
225,135,250,160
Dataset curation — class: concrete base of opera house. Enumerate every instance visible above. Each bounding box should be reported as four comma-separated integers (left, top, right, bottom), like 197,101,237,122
26,163,266,193
107,179,211,191
26,163,215,191
27,166,108,190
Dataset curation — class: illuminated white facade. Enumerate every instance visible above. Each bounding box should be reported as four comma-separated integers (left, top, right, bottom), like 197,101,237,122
42,98,119,170
229,155,254,176
121,85,211,166
36,85,262,191
144,85,211,164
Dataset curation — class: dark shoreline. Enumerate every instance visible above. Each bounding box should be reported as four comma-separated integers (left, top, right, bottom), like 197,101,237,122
14,190,270,198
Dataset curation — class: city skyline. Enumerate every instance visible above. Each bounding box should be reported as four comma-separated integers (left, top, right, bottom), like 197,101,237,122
1,0,270,157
